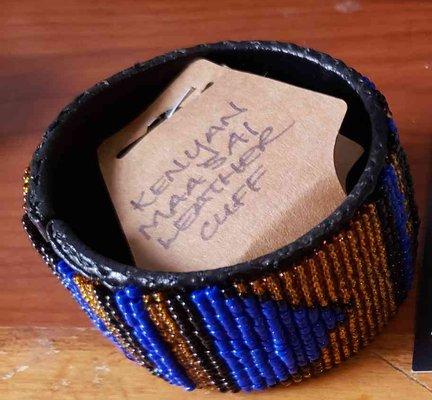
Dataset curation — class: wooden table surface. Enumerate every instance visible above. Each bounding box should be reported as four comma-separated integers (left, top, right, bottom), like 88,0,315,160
1,1,432,399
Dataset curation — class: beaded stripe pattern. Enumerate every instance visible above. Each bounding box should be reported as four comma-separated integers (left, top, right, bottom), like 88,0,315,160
22,125,418,391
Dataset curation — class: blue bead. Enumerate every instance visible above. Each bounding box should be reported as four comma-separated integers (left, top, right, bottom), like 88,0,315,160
250,349,277,385
335,309,346,323
115,290,128,303
113,289,193,389
243,299,275,354
278,305,309,365
193,288,266,390
226,297,244,315
381,165,413,291
292,309,321,362
275,351,297,373
53,260,139,362
320,308,336,330
56,260,70,274
124,285,141,299
129,297,144,315
260,299,306,372
387,118,398,134
192,289,253,389
307,308,320,324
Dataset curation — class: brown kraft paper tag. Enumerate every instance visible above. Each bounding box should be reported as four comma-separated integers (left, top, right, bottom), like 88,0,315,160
98,60,362,272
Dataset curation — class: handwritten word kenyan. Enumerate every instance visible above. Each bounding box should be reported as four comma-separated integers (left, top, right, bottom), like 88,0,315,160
129,101,295,250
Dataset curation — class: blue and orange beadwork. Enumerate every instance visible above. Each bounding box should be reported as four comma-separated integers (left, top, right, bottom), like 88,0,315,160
22,134,418,391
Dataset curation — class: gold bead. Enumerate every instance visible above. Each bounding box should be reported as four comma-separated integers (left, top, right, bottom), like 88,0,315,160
337,233,369,346
346,229,376,340
250,280,266,297
326,243,351,304
362,211,390,325
352,218,384,331
294,264,315,307
321,347,333,370
279,270,301,306
316,250,338,303
368,204,397,315
307,258,328,307
328,331,341,365
72,275,143,363
263,275,284,301
144,293,213,388
233,281,248,295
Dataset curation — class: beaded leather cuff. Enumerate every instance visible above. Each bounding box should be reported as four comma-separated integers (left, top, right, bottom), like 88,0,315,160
22,41,418,392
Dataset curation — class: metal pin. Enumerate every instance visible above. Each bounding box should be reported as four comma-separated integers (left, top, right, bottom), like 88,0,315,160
116,86,198,159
